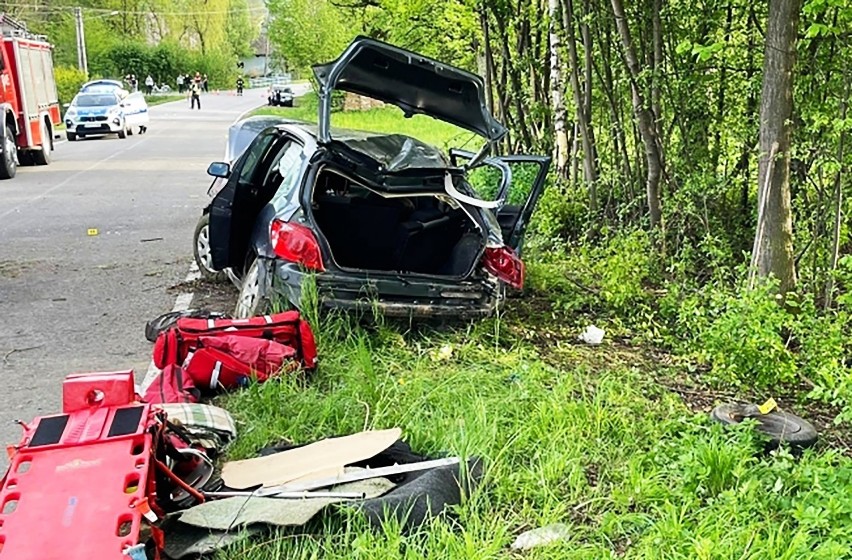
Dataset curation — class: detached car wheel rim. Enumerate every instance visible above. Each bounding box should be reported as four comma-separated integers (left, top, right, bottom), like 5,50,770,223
236,262,260,318
196,225,215,272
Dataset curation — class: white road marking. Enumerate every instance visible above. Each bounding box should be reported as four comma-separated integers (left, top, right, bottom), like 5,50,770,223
140,263,199,391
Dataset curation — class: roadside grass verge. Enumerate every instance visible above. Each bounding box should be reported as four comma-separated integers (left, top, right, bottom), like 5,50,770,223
251,93,481,152
145,94,185,106
219,302,852,559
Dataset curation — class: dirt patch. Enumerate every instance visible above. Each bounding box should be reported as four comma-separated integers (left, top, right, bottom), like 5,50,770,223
0,260,37,278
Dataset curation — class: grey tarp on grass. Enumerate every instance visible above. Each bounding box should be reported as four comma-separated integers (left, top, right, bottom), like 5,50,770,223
178,478,396,531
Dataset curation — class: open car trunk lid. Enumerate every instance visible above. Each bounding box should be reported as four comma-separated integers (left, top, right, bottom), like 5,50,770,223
312,36,507,144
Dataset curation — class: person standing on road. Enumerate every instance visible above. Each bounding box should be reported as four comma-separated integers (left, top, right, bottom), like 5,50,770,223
236,76,244,96
202,74,209,93
177,74,184,93
190,79,201,110
145,74,154,95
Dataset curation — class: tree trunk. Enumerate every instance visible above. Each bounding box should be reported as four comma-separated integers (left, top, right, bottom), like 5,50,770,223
480,7,496,119
754,0,801,294
563,0,598,212
824,69,849,308
610,0,664,229
548,0,570,175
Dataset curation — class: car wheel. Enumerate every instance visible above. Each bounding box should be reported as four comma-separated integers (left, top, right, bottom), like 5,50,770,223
117,124,126,139
234,258,271,319
0,125,17,179
66,132,77,142
127,126,134,136
710,403,818,450
193,214,226,282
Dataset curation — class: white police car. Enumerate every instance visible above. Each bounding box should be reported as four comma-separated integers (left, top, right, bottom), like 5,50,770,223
64,90,149,141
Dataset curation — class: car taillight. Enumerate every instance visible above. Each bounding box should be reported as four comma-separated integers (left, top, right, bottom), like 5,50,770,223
483,246,524,290
269,219,324,271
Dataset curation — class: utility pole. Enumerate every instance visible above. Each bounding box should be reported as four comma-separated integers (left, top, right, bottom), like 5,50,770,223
262,10,270,77
74,7,88,77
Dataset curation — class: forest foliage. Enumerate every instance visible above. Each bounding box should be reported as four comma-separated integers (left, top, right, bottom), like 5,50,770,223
8,0,259,96
268,0,852,418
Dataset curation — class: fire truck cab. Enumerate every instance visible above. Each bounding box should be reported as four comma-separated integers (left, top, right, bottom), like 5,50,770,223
0,15,60,180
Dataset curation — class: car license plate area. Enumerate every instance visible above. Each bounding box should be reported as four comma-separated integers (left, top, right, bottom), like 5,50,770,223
84,123,101,128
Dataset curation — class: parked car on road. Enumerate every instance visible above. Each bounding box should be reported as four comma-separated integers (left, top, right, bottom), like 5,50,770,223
200,37,550,319
80,79,128,97
267,85,294,107
64,90,148,141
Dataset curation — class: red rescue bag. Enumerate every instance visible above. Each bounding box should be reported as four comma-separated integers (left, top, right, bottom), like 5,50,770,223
152,310,317,370
143,364,200,404
184,335,297,391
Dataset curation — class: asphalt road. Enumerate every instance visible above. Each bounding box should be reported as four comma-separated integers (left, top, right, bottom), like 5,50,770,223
0,89,289,458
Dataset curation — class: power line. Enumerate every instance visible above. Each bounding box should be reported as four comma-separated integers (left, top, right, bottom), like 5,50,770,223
0,2,268,16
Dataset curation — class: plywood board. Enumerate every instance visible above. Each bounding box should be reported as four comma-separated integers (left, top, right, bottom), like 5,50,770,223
222,428,401,489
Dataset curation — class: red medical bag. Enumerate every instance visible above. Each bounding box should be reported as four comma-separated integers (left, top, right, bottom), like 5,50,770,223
152,310,317,370
183,335,298,391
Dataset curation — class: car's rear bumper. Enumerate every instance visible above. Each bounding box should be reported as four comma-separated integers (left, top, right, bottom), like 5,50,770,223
272,261,500,318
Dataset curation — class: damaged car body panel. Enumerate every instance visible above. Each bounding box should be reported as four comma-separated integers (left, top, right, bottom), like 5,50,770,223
204,37,550,319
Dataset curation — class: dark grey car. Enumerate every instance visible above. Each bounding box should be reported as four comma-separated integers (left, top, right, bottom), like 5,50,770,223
204,37,550,318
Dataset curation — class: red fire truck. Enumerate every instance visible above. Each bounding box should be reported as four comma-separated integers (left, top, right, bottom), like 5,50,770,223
0,15,60,179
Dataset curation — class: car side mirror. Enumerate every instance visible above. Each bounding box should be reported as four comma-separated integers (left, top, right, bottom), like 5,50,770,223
120,103,125,108
207,161,231,178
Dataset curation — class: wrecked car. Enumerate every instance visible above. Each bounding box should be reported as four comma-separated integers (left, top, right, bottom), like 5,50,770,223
202,37,550,318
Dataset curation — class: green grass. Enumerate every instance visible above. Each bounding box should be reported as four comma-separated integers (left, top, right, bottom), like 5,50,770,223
145,94,185,106
218,303,852,559
211,105,852,559
252,93,482,152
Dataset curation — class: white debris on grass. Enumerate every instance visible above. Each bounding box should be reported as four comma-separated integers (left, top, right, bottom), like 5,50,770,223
511,523,572,550
578,325,605,345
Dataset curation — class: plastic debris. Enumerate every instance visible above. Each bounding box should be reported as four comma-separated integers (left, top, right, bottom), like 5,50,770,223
511,523,572,550
578,325,605,345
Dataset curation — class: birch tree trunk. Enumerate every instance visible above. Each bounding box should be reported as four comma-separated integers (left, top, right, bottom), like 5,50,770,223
754,0,801,294
548,0,570,176
610,0,664,229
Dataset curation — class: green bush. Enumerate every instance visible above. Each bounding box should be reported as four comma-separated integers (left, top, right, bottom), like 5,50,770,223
54,66,87,105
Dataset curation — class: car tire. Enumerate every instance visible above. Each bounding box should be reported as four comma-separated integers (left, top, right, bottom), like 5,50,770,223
32,121,51,165
710,403,818,450
234,258,272,319
193,214,227,282
0,125,17,179
117,124,126,139
127,126,133,136
66,132,77,142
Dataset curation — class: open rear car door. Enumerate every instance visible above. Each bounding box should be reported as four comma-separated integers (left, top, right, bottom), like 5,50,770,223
450,149,551,252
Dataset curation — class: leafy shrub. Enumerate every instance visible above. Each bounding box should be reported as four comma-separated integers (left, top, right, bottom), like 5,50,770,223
96,41,237,90
679,279,798,388
54,66,87,105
